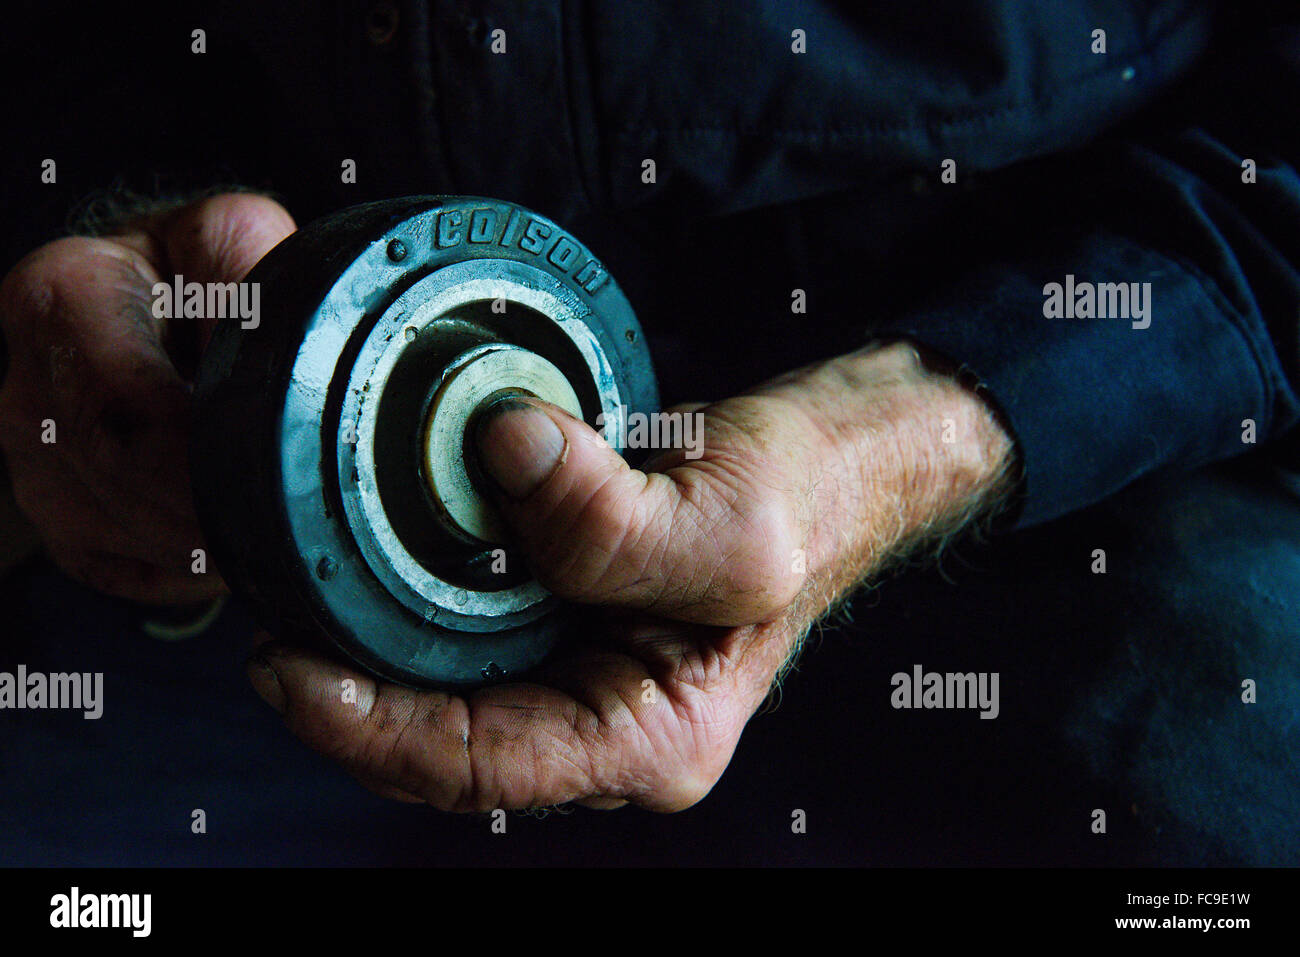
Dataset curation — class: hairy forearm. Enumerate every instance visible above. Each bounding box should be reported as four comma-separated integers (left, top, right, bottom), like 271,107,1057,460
752,341,1018,622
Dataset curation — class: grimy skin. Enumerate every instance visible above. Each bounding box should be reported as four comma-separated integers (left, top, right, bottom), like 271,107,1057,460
1,194,1014,812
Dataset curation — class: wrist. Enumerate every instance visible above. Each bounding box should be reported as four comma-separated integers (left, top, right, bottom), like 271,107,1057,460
773,342,1017,603
881,346,1017,546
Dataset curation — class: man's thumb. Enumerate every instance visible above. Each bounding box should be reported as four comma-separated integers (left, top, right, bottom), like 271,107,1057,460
472,397,801,625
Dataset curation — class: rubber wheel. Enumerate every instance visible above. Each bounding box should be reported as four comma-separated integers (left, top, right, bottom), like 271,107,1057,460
192,196,658,688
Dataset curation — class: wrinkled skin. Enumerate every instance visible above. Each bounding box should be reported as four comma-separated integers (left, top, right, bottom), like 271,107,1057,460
248,342,1013,812
0,195,295,603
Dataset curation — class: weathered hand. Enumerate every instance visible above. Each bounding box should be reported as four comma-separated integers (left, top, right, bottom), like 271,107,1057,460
0,194,295,603
248,343,1015,810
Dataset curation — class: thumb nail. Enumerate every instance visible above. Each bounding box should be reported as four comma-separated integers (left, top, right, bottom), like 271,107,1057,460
474,398,567,500
247,655,286,714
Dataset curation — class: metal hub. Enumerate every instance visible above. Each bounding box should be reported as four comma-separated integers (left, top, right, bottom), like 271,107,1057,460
420,343,581,543
337,261,625,633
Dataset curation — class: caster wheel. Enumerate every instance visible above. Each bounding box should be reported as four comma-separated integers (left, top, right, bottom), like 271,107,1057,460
192,196,658,689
